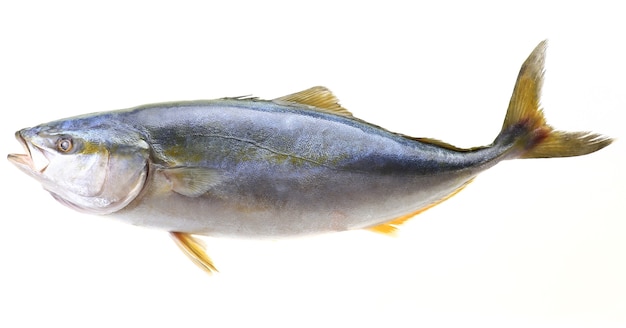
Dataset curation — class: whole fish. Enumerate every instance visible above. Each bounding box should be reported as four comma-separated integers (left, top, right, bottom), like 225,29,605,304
8,41,612,273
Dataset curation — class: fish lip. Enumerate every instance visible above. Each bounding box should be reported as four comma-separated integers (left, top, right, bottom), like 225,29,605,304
7,131,31,166
7,152,32,167
7,130,49,173
14,130,28,152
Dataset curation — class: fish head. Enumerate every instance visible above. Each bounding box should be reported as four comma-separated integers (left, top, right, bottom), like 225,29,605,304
8,115,150,214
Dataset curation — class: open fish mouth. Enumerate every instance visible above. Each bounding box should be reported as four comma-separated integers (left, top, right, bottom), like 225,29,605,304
7,130,49,173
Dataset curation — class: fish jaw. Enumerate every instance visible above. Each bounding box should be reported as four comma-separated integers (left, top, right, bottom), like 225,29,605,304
7,129,50,177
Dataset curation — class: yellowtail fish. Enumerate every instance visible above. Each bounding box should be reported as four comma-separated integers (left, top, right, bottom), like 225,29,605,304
8,41,612,273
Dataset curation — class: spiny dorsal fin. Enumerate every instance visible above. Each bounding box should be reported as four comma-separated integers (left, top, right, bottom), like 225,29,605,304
222,95,259,101
273,86,353,117
170,232,218,274
368,178,475,235
161,167,222,197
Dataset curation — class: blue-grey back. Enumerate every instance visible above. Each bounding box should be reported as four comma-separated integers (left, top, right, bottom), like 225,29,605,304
121,99,487,176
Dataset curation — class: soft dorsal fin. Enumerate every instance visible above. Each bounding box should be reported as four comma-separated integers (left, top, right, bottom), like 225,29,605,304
273,86,353,117
403,135,489,153
407,136,470,152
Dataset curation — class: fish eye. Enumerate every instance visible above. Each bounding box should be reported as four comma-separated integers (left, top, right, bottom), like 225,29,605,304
56,137,73,153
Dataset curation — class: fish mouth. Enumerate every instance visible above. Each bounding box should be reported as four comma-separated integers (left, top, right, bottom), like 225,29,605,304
7,130,50,173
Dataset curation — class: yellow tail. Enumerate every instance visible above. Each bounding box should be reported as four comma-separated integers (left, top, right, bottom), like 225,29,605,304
496,40,612,159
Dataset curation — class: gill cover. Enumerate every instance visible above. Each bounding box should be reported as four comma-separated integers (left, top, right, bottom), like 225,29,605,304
48,138,150,214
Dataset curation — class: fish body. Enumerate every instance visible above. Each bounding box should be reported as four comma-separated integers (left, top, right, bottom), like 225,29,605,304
8,41,612,273
115,98,497,237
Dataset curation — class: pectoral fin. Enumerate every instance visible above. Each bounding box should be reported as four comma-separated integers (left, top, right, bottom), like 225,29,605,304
170,232,218,274
161,167,222,197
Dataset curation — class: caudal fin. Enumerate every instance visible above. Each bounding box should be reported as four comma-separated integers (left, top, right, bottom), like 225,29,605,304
496,40,613,159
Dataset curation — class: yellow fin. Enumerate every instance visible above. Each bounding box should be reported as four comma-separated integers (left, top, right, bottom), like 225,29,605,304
403,136,487,152
170,232,218,274
161,167,222,197
368,178,475,235
273,86,353,117
498,40,612,159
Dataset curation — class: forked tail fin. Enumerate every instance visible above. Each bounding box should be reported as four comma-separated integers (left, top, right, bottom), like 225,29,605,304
495,40,613,159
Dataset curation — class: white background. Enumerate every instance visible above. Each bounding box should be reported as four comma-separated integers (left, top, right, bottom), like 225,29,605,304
1,1,624,327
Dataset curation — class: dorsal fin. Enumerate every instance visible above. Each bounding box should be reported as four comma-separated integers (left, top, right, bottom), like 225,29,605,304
273,86,353,117
222,95,260,101
407,136,470,152
402,135,489,152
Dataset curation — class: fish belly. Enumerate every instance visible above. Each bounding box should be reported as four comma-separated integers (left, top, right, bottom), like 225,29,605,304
117,165,471,237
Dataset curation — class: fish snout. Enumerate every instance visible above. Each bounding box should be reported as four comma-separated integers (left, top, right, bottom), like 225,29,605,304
8,128,50,173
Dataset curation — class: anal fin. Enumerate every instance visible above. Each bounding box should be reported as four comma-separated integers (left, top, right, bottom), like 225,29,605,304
368,178,475,235
170,232,218,274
